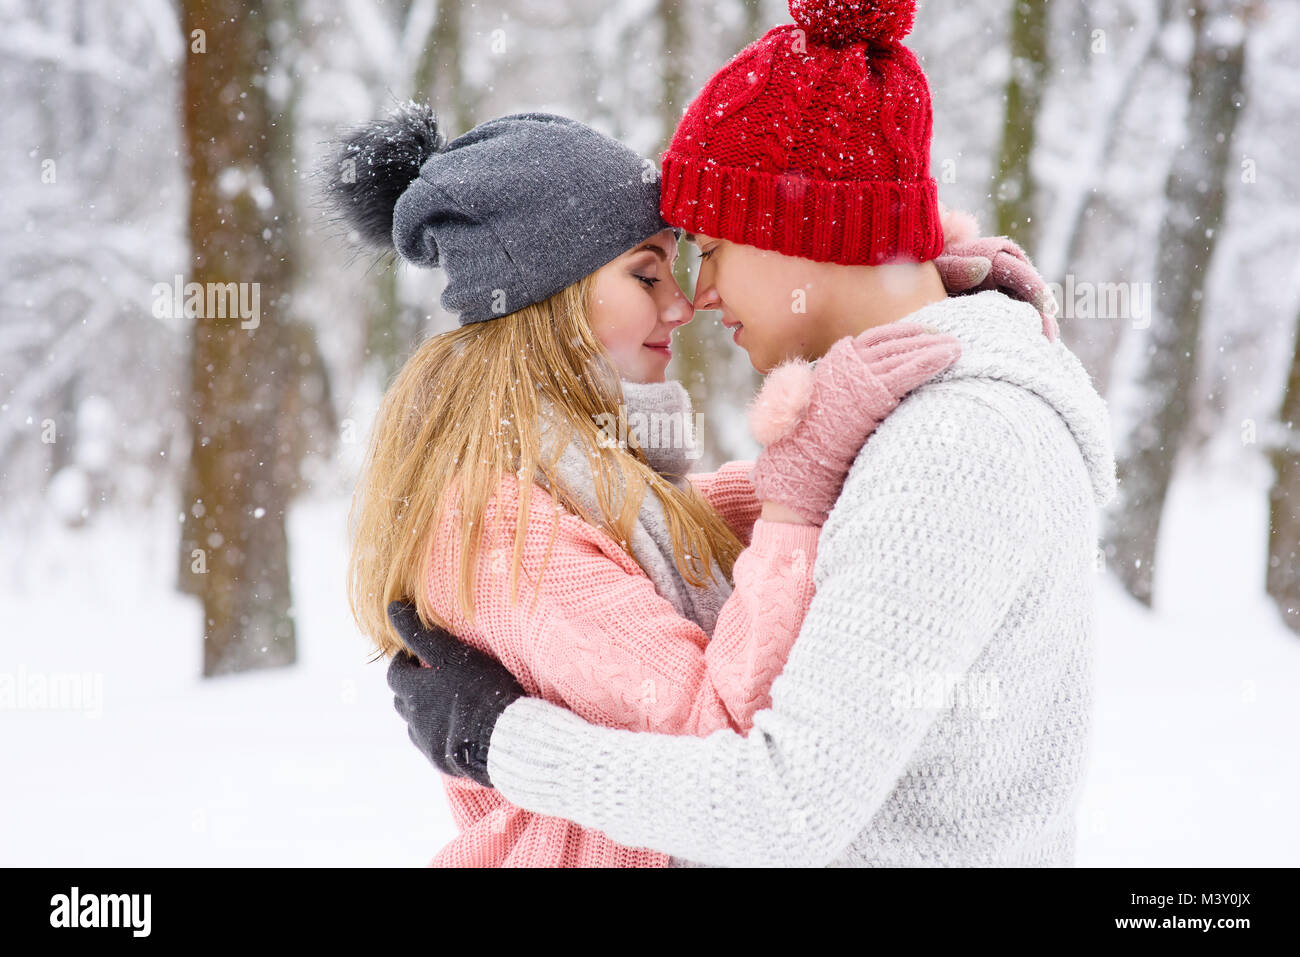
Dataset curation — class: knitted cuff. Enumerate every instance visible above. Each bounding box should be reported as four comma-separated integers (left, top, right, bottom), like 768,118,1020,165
747,516,821,550
660,152,945,267
487,696,595,821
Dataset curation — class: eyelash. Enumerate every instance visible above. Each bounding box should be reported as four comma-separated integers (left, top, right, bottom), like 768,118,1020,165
697,249,716,261
637,276,660,287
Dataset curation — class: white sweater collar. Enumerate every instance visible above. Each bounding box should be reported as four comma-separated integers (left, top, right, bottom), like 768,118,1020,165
895,291,1118,508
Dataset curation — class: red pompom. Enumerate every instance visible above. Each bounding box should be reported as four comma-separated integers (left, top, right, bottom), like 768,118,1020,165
788,0,918,46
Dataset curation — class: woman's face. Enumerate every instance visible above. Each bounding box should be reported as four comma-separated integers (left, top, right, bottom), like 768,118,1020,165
588,228,695,383
687,232,826,374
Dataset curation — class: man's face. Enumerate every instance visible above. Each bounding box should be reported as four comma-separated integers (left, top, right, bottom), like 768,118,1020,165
686,233,826,374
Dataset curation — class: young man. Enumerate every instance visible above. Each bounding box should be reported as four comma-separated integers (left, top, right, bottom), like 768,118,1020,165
386,0,1117,866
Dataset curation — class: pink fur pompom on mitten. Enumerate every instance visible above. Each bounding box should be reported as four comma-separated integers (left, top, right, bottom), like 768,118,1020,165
748,322,962,526
748,359,816,446
934,203,1060,342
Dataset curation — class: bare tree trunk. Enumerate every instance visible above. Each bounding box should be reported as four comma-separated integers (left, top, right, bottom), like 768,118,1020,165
739,0,765,44
178,0,299,675
1104,0,1248,605
993,0,1052,254
1042,0,1177,391
359,0,469,379
657,0,687,138
1044,0,1175,289
267,0,338,472
415,0,471,134
362,265,415,380
1268,304,1300,635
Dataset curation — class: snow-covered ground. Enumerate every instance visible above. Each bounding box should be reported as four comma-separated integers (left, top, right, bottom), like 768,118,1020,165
1077,456,1300,866
1,497,456,867
3,462,1298,867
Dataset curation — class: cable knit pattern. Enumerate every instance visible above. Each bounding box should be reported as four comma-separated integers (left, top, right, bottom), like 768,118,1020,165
686,460,763,547
484,291,1118,867
422,383,819,865
659,3,944,265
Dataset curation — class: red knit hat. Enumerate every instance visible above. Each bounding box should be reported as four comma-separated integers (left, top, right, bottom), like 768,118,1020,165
659,0,943,266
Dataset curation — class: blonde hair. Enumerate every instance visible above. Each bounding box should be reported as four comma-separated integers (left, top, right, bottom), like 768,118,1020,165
348,273,745,660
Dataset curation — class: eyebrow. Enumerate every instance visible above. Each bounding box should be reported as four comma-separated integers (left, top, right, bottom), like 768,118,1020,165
634,241,676,262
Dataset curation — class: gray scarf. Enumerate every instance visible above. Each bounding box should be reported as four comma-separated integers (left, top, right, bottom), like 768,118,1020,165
533,378,733,636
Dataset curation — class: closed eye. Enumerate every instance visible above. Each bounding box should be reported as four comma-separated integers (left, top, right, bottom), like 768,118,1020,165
637,276,661,287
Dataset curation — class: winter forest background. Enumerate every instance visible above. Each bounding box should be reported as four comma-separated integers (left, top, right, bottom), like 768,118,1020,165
3,0,1298,865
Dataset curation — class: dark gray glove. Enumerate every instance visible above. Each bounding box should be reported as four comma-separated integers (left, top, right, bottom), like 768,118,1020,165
386,599,526,788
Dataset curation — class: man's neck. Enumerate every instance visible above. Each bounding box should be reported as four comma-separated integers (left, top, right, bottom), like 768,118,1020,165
821,260,948,348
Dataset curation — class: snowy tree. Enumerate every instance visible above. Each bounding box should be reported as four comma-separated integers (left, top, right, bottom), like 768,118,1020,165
992,0,1053,253
0,0,189,544
330,0,475,381
177,0,321,675
1104,0,1251,605
1268,305,1300,633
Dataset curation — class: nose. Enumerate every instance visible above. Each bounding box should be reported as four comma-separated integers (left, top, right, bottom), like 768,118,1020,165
661,277,695,328
693,283,722,312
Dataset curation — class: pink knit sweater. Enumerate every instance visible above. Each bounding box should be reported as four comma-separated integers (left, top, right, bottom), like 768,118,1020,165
421,460,820,867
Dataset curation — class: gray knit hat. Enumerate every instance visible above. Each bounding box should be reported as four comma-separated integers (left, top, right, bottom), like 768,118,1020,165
328,102,675,324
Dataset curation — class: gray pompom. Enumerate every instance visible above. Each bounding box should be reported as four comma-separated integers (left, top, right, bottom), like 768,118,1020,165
327,101,446,250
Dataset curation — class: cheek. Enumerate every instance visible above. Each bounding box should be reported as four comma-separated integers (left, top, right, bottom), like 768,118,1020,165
732,274,794,335
731,275,814,366
721,253,780,318
590,278,655,356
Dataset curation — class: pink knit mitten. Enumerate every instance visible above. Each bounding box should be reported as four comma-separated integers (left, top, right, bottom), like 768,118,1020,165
748,322,961,526
934,204,1060,342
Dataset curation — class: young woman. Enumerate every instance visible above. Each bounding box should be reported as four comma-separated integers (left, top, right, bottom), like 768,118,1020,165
330,104,962,866
384,0,1118,868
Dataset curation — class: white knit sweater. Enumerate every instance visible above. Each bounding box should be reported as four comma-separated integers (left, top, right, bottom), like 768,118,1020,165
485,290,1118,867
